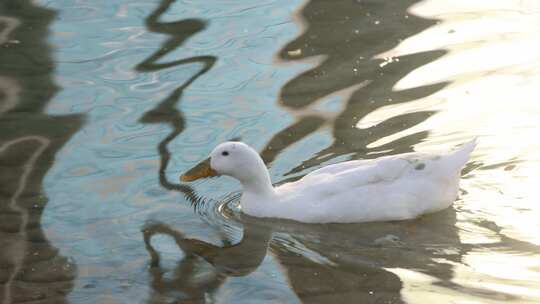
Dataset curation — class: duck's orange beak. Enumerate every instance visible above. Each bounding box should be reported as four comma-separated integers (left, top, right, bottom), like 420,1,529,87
180,158,219,182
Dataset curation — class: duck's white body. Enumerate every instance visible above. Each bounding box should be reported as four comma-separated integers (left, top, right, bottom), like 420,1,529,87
183,140,476,224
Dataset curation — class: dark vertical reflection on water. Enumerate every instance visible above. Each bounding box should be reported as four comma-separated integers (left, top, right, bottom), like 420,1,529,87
261,0,448,175
135,0,216,207
0,1,83,303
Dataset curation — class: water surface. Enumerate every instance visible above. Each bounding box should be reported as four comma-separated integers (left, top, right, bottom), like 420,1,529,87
1,0,540,303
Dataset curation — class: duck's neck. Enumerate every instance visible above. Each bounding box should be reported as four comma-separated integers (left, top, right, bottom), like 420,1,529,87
238,167,275,198
239,171,275,216
233,154,276,212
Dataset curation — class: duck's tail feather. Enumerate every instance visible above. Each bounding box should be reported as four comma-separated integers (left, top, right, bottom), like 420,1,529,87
446,138,477,171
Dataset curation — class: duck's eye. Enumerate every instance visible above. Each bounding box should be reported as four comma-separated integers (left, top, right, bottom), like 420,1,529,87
221,151,229,156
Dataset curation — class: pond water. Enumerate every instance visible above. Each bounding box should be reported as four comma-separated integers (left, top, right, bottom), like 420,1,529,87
1,0,540,303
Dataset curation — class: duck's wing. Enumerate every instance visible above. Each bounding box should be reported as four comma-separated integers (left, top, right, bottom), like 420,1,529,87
304,156,412,189
288,146,473,194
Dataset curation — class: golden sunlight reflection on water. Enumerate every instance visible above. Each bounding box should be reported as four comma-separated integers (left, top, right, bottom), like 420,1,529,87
366,0,540,301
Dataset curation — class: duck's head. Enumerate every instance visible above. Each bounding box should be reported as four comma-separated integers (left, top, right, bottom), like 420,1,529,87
180,141,268,184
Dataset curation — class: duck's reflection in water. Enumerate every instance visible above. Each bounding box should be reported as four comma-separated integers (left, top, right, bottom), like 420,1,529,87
141,216,404,303
142,208,540,303
142,219,271,303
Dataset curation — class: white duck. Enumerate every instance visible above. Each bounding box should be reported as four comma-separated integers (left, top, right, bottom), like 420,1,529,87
181,140,476,223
